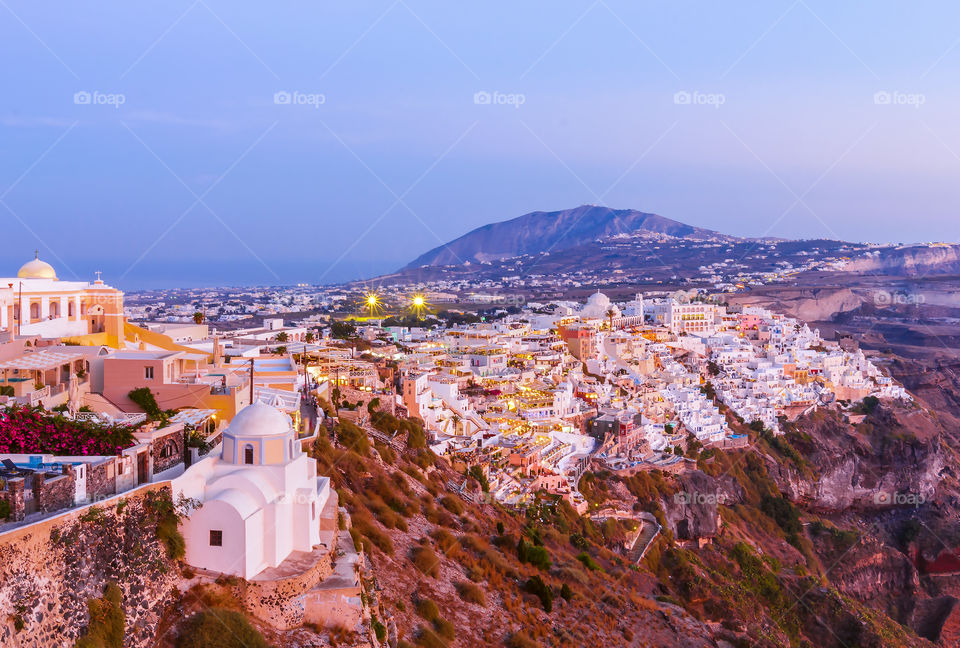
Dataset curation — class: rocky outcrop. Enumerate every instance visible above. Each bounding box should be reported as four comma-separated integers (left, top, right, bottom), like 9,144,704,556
765,407,945,513
663,470,720,541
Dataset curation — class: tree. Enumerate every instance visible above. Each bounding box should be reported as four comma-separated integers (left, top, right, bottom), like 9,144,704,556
331,320,356,339
305,330,315,343
605,306,618,331
192,312,204,325
275,331,289,343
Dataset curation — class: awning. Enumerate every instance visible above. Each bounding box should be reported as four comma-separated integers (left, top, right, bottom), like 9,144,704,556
168,409,218,426
0,350,83,372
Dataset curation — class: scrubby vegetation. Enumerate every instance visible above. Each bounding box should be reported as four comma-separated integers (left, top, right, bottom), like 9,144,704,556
75,583,125,648
176,608,269,648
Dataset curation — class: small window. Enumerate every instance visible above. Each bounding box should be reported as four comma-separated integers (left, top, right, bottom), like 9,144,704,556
312,502,316,518
210,530,223,546
145,366,154,380
243,445,254,465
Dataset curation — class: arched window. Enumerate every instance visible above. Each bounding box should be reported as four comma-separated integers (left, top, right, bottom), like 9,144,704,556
50,302,60,318
160,439,178,459
30,303,40,320
68,301,75,317
243,444,254,464
80,303,87,316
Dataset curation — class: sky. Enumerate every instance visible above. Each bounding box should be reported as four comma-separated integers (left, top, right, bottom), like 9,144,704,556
2,1,960,288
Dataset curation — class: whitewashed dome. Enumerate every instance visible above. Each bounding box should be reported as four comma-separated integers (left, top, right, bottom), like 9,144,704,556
227,401,291,438
221,401,298,466
582,291,618,319
17,253,57,280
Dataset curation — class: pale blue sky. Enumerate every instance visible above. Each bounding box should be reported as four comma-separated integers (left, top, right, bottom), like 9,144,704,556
1,1,959,287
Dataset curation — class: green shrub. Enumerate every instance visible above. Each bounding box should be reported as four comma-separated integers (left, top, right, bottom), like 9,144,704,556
524,575,553,612
407,426,427,449
128,387,162,419
371,616,387,642
176,608,268,648
517,539,551,570
75,583,124,648
336,420,370,454
0,498,11,521
576,552,603,572
560,583,573,601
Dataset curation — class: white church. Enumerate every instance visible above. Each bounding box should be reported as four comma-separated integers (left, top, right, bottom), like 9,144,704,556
176,401,332,579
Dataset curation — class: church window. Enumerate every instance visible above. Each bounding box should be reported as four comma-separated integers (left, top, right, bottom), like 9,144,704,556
144,366,154,379
68,302,75,317
243,445,254,464
209,530,222,546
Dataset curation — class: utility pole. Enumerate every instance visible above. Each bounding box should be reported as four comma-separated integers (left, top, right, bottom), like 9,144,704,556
249,358,255,406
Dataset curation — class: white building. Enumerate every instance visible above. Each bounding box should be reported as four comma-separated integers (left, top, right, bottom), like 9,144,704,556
177,401,330,579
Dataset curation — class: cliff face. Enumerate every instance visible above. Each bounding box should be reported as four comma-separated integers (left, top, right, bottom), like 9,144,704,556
0,487,179,648
662,470,720,541
846,245,960,275
765,408,946,513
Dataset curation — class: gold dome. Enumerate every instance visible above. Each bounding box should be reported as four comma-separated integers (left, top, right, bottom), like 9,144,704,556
17,253,57,280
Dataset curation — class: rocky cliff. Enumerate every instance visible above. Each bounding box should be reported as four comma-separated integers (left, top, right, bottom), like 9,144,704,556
0,486,180,648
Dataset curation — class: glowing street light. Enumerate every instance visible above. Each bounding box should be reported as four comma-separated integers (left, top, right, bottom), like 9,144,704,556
410,294,428,319
361,292,383,317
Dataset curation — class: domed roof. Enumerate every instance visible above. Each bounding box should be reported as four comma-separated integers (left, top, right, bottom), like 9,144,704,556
226,401,291,438
585,291,610,308
582,291,617,319
17,253,57,280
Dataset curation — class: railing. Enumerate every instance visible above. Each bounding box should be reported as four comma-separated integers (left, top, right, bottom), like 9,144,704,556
14,386,50,406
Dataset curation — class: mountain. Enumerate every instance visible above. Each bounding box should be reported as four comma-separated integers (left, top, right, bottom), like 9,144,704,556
404,205,727,268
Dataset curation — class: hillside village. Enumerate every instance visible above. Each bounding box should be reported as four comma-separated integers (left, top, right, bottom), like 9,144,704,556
0,253,914,647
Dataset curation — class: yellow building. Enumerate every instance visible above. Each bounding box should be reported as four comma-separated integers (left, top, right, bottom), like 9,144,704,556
1,253,125,347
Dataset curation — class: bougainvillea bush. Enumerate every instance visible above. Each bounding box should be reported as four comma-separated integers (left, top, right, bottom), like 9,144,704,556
0,405,134,456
